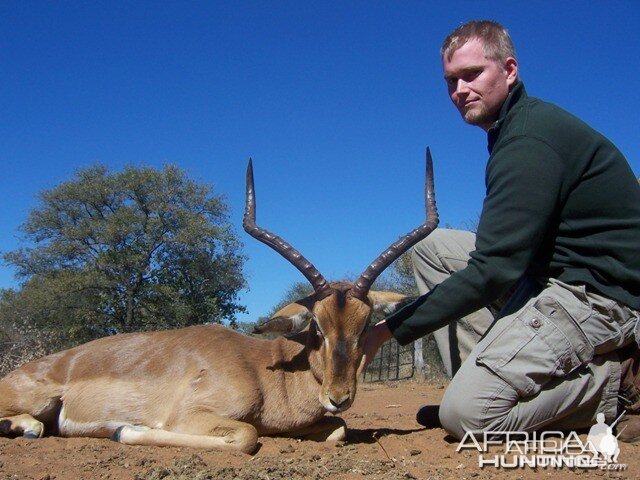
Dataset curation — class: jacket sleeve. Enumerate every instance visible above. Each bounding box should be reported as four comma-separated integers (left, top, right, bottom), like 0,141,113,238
386,136,567,345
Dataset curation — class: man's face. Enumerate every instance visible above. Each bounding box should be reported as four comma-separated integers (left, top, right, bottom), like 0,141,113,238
443,38,518,131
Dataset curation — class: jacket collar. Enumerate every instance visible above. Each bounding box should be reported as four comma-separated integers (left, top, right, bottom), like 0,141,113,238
487,82,528,153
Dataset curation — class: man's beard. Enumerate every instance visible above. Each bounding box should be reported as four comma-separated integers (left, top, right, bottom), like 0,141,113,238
462,103,490,126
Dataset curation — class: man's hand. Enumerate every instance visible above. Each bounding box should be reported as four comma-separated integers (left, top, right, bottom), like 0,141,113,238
358,320,394,375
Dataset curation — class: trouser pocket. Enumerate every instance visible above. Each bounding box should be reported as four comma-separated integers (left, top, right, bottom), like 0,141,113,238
476,295,595,397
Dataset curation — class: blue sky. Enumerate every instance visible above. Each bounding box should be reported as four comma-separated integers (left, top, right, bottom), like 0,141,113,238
1,1,639,324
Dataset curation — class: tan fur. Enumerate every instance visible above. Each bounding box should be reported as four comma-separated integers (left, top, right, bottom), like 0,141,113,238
0,287,406,453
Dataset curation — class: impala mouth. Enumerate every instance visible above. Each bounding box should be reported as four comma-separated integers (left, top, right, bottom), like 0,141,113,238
320,392,352,413
323,403,339,414
324,403,351,414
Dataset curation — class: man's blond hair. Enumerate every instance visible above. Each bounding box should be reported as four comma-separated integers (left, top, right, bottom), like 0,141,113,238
441,20,517,64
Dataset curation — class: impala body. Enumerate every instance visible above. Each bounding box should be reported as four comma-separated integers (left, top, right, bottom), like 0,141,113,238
0,150,438,453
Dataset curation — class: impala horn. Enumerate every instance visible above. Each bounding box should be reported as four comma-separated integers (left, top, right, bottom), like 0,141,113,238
243,159,334,300
244,148,439,303
350,147,439,300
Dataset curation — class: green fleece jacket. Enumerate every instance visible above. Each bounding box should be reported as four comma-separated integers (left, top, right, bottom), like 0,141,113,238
387,82,640,345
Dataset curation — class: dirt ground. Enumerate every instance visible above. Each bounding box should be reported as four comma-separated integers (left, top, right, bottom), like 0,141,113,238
0,381,637,480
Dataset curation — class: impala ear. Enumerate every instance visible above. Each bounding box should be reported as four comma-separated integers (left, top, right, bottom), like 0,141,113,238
253,294,316,335
368,291,415,316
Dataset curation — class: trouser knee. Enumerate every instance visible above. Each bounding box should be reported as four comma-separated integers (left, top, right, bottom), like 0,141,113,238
412,228,475,277
412,228,458,260
439,388,481,440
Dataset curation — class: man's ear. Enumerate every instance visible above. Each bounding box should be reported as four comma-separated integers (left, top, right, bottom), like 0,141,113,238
505,56,518,88
253,294,316,335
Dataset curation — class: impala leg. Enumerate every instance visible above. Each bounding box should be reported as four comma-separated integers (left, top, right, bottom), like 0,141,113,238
288,415,346,442
113,413,259,454
0,414,45,438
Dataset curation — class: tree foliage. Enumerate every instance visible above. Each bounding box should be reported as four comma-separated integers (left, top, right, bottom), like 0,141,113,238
2,165,246,347
372,251,418,296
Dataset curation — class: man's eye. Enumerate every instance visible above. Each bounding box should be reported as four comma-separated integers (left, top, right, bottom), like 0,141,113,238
467,70,482,80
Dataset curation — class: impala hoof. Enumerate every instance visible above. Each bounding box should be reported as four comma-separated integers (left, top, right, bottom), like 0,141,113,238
111,425,125,442
23,431,40,439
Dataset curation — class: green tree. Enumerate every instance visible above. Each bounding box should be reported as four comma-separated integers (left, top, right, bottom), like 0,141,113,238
373,251,418,296
3,165,246,345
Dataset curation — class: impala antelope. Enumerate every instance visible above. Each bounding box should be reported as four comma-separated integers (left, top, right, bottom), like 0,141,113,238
0,149,438,453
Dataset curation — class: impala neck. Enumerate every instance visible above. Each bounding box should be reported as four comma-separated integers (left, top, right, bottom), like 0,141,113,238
269,329,325,385
306,340,325,384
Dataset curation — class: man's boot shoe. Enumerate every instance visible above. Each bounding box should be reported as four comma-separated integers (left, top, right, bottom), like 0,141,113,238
416,405,441,429
617,345,640,443
616,415,640,444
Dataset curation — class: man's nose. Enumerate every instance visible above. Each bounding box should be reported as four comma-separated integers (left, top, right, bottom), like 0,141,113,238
455,79,471,95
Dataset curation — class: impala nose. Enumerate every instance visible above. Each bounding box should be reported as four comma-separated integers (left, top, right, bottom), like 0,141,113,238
328,394,350,411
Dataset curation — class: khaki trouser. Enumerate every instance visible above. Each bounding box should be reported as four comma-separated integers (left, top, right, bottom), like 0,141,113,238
411,229,639,439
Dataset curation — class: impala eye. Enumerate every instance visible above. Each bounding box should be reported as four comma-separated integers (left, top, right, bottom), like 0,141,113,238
357,322,370,341
314,320,325,339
